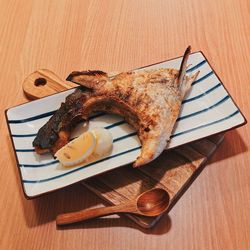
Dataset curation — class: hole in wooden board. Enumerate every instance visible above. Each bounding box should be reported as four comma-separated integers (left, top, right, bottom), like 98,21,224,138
34,78,47,86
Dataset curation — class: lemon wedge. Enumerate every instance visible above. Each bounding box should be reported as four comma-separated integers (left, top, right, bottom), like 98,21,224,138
55,131,96,167
91,128,113,156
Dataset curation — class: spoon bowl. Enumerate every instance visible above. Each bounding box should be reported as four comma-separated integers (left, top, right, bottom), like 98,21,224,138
136,188,170,216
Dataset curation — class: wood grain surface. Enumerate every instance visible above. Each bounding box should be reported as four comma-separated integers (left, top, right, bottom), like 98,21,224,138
83,134,224,228
0,0,249,249
21,61,225,228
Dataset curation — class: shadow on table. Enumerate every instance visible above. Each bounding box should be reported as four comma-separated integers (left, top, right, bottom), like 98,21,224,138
207,130,247,164
56,213,172,235
20,182,171,234
7,129,246,234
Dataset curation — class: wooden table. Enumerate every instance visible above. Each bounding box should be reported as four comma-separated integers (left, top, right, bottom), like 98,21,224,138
0,0,249,249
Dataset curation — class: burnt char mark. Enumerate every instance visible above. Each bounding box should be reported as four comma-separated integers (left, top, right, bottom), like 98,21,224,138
32,89,86,150
32,103,66,149
66,70,107,81
115,91,131,102
33,91,145,155
114,85,133,102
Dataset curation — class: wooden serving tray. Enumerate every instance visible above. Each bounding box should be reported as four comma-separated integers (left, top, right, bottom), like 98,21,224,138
23,69,224,228
82,134,223,228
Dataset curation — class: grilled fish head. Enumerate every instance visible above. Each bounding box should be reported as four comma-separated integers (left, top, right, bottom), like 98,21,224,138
33,46,199,167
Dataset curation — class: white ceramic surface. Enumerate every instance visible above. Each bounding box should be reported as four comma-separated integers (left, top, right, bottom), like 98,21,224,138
6,51,246,198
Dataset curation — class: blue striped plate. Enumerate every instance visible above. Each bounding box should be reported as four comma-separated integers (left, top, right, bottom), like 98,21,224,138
5,51,246,198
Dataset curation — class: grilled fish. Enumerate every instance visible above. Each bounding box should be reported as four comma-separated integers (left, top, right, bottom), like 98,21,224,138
33,46,199,167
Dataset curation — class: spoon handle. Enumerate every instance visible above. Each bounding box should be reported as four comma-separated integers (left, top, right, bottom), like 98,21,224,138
56,202,135,226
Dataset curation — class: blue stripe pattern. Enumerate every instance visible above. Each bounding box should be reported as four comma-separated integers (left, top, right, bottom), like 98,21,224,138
12,80,223,138
23,146,142,183
13,119,125,138
17,93,231,167
8,57,244,187
13,133,37,137
15,93,230,154
22,110,240,184
18,131,138,166
9,110,56,124
104,120,125,129
171,110,239,138
192,71,213,86
20,160,59,168
113,132,137,142
17,149,35,152
9,59,207,125
177,95,229,121
186,60,206,73
182,83,221,104
9,111,105,125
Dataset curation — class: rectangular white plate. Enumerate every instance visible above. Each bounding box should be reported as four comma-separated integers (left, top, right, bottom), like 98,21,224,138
5,51,246,198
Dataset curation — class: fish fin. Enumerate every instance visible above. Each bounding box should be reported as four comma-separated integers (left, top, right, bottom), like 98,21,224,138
66,70,108,90
180,70,200,98
177,46,191,85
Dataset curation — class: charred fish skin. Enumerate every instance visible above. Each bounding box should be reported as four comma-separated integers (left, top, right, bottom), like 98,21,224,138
32,88,88,154
33,46,199,167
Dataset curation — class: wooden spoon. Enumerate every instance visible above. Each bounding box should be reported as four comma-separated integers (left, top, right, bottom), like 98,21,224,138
56,188,170,226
